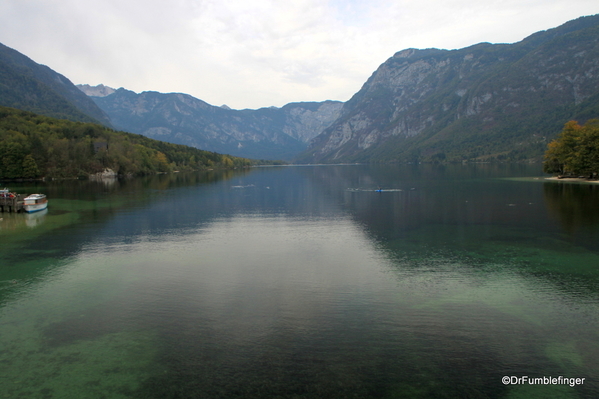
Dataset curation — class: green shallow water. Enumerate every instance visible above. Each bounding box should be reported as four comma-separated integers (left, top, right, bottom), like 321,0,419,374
0,165,598,398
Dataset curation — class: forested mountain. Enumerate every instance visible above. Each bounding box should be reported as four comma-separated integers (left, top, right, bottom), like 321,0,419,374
0,106,253,179
0,43,112,126
79,86,343,161
299,14,599,163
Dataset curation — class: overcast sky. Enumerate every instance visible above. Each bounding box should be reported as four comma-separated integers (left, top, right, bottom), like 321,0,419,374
0,1,597,109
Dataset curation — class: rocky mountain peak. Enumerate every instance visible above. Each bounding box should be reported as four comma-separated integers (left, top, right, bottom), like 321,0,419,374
77,84,117,97
393,48,418,58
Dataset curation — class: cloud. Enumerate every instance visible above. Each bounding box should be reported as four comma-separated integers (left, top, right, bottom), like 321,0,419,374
0,0,597,109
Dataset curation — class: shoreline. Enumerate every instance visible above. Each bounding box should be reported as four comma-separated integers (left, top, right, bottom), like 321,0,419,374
545,176,599,184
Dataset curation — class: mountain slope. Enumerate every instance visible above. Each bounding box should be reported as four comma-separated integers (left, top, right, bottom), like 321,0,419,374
0,106,252,179
0,43,112,126
299,14,599,163
80,87,342,161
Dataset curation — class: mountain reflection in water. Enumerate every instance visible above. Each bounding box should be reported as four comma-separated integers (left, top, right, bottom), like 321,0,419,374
0,164,597,399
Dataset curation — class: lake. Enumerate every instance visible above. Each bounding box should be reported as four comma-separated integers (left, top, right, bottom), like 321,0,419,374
1,164,598,399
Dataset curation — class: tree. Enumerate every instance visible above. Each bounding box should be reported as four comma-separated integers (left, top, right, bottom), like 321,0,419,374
0,141,27,178
544,120,599,177
221,155,234,168
154,151,170,172
21,154,40,178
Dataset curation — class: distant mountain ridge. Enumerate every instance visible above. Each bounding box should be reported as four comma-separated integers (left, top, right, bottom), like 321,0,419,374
299,14,599,163
4,14,599,164
0,43,112,126
79,86,343,160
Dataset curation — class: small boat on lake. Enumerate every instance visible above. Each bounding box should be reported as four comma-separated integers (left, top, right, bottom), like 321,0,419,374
23,193,48,213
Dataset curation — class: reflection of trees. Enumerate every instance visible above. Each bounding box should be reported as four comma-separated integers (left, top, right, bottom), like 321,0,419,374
0,168,254,297
31,168,246,202
543,182,599,234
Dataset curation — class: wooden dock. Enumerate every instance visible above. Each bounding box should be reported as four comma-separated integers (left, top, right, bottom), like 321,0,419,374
0,194,27,213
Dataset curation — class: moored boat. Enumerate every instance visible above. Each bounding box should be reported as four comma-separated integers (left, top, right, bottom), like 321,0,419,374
23,193,48,213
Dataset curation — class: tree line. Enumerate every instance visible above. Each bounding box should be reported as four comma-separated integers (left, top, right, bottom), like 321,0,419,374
0,106,269,179
544,119,599,177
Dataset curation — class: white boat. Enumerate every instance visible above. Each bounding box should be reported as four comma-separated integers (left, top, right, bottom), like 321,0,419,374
23,194,48,213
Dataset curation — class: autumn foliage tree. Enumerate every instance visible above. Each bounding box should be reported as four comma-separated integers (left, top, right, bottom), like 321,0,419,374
544,120,599,177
